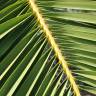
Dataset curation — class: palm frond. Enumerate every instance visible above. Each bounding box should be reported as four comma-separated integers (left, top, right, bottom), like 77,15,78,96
0,0,96,96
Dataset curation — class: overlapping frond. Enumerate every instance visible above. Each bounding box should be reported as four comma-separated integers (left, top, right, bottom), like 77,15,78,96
36,0,96,95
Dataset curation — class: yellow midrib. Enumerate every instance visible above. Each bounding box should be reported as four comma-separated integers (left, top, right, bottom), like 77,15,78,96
28,0,81,96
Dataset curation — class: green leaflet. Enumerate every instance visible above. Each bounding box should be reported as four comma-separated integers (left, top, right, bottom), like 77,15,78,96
0,13,31,39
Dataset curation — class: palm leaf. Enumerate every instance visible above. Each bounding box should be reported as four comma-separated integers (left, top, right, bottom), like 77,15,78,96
0,0,96,96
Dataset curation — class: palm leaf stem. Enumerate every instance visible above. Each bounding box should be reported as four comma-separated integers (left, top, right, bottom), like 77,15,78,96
28,0,81,96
